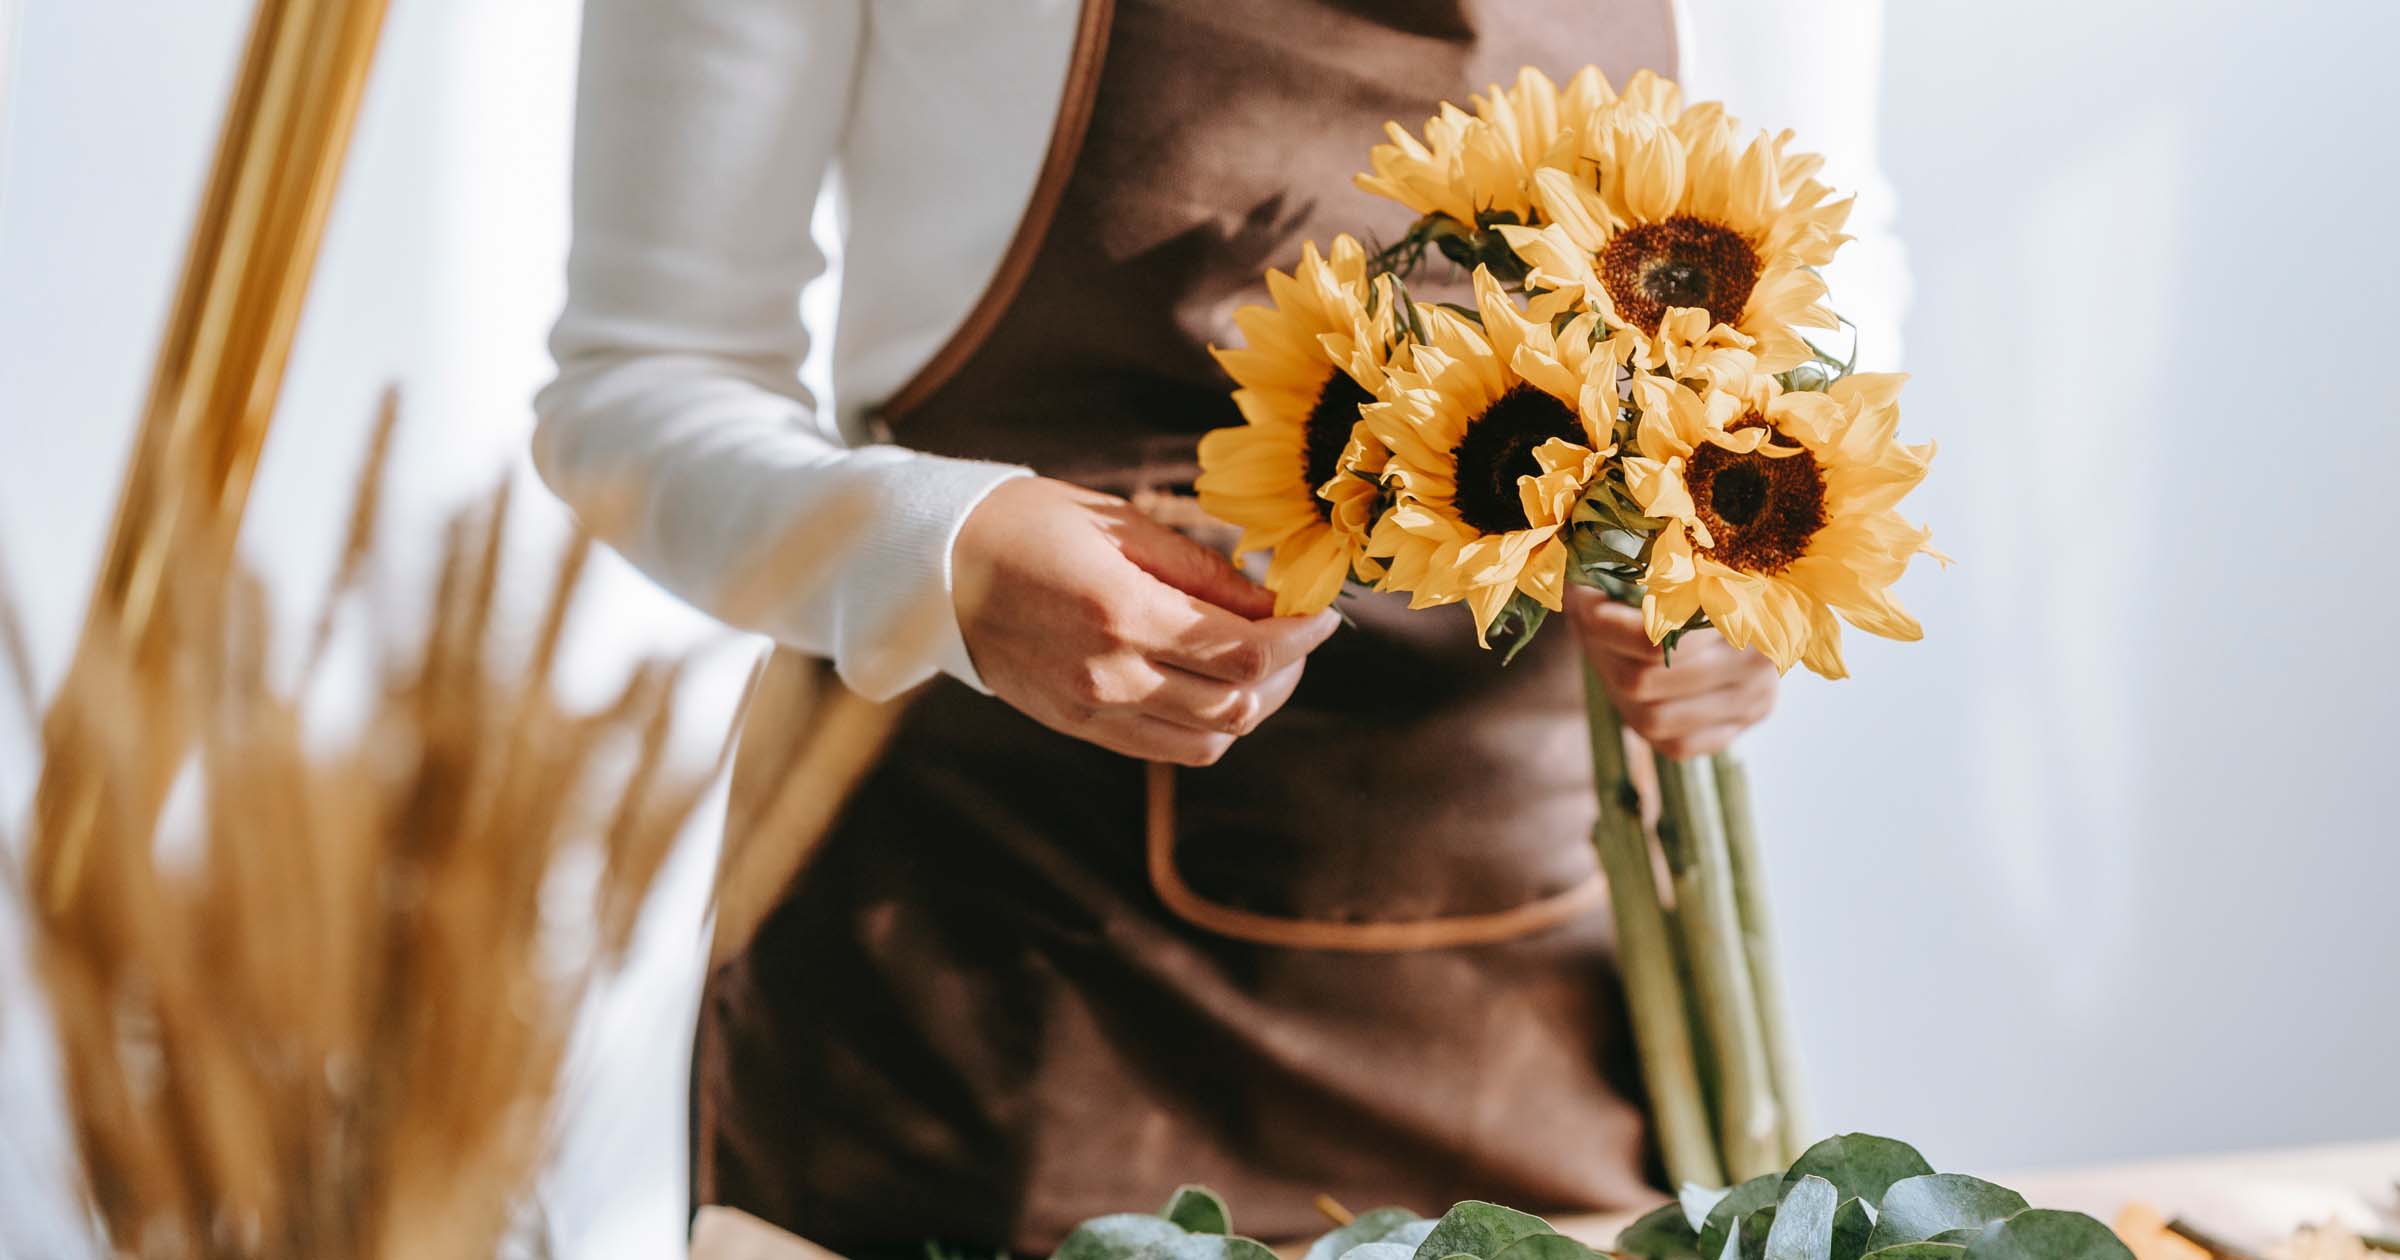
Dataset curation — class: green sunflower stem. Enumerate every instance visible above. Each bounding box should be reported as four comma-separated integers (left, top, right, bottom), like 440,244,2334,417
1713,750,1807,1164
1652,746,1784,1184
1582,666,1723,1191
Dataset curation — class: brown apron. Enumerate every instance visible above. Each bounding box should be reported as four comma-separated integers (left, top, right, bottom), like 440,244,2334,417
696,2,1680,1251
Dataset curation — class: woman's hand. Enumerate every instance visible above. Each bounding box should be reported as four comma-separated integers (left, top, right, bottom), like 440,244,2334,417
1569,586,1779,760
952,477,1341,766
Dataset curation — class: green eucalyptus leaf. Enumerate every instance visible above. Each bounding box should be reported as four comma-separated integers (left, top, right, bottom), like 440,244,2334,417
1306,1210,1429,1260
1856,1247,1966,1259
1410,1203,1556,1260
1055,1213,1182,1260
1698,1175,1784,1258
1489,1235,1598,1260
1865,1177,2030,1250
1742,1206,1779,1260
1829,1199,1874,1260
1338,1245,1422,1260
1926,1233,1978,1246
1959,1211,2134,1260
1715,1218,1745,1260
1680,1185,1732,1232
1782,1136,1936,1208
1161,1186,1232,1235
1764,1176,1839,1260
1615,1202,1703,1259
1053,1214,1279,1260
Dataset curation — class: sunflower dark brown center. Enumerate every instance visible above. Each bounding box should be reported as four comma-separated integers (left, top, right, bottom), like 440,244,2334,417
1683,417,1827,574
1599,216,1761,330
1301,370,1376,520
1450,385,1584,536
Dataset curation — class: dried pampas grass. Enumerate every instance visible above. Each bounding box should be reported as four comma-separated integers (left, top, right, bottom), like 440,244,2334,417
5,394,737,1260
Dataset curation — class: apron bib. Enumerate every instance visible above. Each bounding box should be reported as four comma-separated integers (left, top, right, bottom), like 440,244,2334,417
698,2,1680,1250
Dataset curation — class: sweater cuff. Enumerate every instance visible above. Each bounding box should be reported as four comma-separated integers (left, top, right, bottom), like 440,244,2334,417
819,447,1031,699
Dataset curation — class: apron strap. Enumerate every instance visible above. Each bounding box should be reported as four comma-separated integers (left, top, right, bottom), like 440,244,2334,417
1144,762,1607,952
871,0,1118,429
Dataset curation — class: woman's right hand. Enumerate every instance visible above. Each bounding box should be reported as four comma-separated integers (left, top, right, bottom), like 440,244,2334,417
952,477,1341,766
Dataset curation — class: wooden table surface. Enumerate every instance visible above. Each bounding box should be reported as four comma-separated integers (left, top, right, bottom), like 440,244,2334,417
692,1139,2400,1260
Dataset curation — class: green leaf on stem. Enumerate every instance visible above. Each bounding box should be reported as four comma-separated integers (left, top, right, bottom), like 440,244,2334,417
1782,1136,1935,1207
1338,1246,1423,1260
1305,1210,1431,1260
1680,1186,1733,1232
1409,1203,1556,1260
1830,1199,1875,1260
1053,1215,1277,1260
1489,1235,1597,1260
1957,1212,2134,1260
1865,1177,2029,1250
1616,1202,1704,1259
1161,1186,1233,1236
1489,592,1551,665
1764,1176,1840,1260
1698,1175,1785,1258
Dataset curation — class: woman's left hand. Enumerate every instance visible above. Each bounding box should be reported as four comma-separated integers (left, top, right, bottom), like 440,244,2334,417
1567,586,1781,760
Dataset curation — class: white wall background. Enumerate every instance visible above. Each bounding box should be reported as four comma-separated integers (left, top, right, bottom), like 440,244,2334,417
1,0,2396,1256
1745,0,2400,1170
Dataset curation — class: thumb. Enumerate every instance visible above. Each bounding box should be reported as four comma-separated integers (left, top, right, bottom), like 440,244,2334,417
1115,515,1278,620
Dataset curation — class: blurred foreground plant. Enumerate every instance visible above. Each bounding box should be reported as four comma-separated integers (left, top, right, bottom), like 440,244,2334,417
4,396,730,1260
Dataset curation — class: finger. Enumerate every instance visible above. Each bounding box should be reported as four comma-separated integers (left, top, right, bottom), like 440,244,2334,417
1083,709,1237,768
1652,724,1746,761
1145,597,1340,684
1598,629,1762,702
1113,513,1278,619
1603,660,1691,707
1131,657,1306,735
1570,595,1667,663
1628,683,1773,745
1601,650,1737,705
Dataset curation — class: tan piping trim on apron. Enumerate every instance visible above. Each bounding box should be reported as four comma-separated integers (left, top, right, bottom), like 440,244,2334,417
706,0,1117,978
871,0,1118,427
1144,762,1607,952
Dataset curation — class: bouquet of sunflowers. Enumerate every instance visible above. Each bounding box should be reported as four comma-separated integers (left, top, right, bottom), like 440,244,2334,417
1195,68,1943,1191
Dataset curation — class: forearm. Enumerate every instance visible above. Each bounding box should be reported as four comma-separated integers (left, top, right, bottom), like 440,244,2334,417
532,355,1027,699
536,0,1029,699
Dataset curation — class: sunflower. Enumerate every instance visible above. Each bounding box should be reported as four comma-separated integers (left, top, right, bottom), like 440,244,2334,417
1499,90,1853,374
1621,353,1940,678
1364,267,1620,642
1196,235,1401,615
1354,66,1621,228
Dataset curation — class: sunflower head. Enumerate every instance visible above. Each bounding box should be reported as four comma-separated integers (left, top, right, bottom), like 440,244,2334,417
1364,267,1621,642
1497,86,1854,375
1196,236,1403,615
1354,66,1624,229
1620,354,1939,677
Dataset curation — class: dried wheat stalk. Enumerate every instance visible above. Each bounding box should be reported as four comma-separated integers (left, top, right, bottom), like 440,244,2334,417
5,397,734,1260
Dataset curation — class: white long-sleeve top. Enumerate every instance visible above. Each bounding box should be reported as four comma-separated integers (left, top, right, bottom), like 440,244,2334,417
533,0,1909,701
